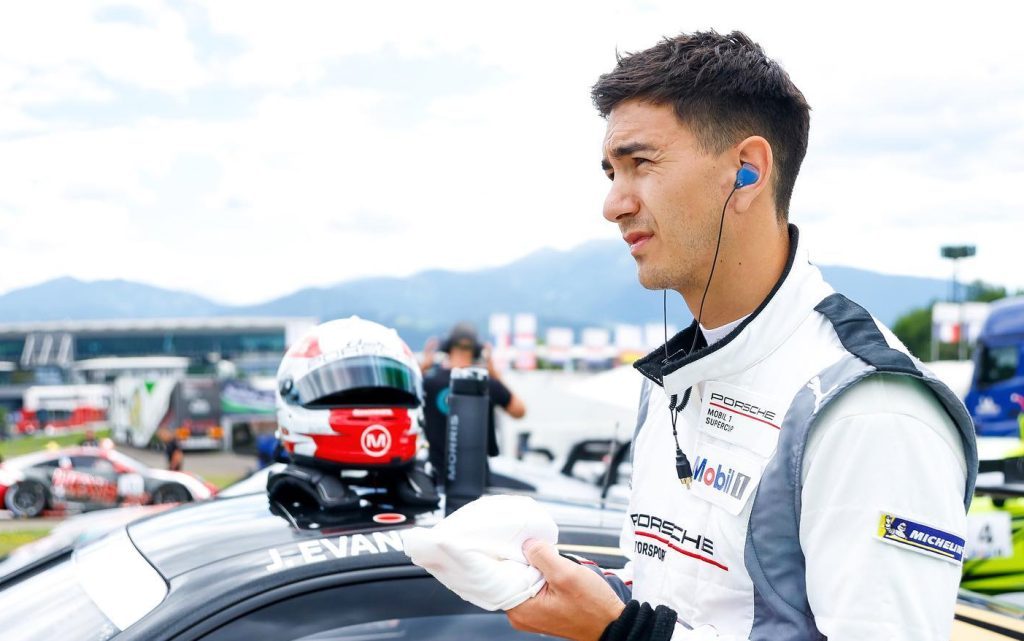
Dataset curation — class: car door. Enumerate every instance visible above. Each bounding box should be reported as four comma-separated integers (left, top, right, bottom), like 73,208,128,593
182,568,1024,641
68,455,120,508
184,568,541,641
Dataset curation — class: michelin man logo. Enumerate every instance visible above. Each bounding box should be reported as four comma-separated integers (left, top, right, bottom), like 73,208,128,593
883,514,908,540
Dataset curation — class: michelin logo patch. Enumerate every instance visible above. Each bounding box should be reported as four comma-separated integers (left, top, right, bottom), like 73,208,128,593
876,512,965,564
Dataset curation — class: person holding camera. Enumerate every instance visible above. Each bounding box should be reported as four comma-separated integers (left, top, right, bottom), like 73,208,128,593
420,322,526,477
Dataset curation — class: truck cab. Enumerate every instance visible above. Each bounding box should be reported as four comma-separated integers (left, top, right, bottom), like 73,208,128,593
966,297,1024,437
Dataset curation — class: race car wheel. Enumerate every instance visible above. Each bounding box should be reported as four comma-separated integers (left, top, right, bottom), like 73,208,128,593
4,480,48,518
151,483,192,505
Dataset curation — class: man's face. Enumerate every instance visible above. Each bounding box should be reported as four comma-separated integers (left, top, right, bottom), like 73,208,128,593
601,100,728,291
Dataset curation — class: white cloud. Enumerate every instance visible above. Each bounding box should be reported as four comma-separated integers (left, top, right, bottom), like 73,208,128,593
0,0,1022,306
0,2,207,94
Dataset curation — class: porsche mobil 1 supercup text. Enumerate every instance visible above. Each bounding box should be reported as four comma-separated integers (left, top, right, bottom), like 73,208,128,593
705,408,734,433
709,392,776,422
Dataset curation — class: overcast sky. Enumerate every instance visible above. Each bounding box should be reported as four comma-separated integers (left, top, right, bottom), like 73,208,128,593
1,1,1021,305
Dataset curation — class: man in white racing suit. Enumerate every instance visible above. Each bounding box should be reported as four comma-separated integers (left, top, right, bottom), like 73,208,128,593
506,30,976,641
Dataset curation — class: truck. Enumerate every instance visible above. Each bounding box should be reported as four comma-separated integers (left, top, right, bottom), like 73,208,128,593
16,385,110,435
965,297,1024,437
110,376,223,449
110,375,277,451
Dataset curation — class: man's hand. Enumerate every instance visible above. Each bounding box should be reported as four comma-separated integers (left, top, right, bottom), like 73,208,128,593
420,337,438,373
506,539,625,641
483,342,500,379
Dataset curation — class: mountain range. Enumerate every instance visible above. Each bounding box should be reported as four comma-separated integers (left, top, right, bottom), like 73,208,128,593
0,239,952,347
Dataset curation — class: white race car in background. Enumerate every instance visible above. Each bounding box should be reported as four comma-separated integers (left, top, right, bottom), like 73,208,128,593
0,446,216,518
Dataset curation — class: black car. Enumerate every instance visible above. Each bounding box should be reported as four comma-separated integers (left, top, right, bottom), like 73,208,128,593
0,482,628,641
1,479,1023,640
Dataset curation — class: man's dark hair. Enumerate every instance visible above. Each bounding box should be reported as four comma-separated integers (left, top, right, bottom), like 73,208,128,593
591,30,810,220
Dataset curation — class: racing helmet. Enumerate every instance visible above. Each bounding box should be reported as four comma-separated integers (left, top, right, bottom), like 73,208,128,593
276,317,424,471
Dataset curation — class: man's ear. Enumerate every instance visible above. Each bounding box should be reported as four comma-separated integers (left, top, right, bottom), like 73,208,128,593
731,136,773,215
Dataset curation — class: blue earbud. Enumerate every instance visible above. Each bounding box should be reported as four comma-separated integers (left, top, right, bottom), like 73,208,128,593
734,163,759,189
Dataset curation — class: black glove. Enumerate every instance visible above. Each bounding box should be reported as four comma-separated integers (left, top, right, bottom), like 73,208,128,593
599,600,677,641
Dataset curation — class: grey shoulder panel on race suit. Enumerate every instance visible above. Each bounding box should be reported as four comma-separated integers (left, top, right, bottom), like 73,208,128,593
633,378,653,463
744,293,979,640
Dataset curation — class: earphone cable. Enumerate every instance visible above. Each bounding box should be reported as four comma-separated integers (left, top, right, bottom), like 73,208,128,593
664,184,739,487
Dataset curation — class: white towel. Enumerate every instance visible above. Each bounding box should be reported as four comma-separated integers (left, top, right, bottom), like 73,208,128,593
401,495,559,611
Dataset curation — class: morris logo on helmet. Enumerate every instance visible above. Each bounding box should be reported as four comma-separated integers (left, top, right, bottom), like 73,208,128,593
361,425,392,457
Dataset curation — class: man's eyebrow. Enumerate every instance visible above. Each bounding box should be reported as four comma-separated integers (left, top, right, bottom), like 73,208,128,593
611,142,657,157
601,142,657,171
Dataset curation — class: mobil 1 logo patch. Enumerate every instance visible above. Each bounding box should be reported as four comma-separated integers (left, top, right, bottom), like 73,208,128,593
690,439,765,516
876,512,966,565
699,381,784,457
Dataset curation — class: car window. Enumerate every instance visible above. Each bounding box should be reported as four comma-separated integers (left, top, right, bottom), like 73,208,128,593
0,557,118,641
106,450,146,472
0,528,169,641
0,528,167,638
70,455,97,469
978,344,1020,386
199,576,543,641
71,456,116,474
71,455,107,471
96,458,117,474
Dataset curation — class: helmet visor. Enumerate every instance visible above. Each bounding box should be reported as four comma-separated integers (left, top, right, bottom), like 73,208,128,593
293,355,422,408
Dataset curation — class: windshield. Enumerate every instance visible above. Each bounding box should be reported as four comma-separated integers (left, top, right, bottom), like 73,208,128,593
0,556,118,641
105,449,148,472
977,343,1020,386
0,529,167,640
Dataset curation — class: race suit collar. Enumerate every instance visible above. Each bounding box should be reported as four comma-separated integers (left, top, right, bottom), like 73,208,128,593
634,224,834,394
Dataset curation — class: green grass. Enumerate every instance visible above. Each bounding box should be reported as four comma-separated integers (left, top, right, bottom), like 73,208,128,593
204,473,245,491
0,428,112,461
0,528,54,556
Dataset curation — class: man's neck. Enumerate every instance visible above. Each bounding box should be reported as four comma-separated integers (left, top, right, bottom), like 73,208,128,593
681,220,790,329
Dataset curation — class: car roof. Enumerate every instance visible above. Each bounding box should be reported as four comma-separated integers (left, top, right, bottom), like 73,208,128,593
1,446,126,470
113,489,628,641
127,490,626,581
